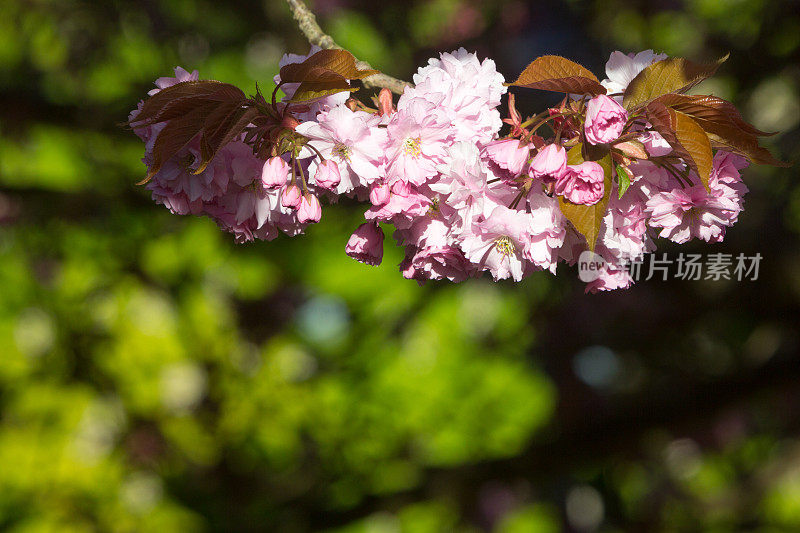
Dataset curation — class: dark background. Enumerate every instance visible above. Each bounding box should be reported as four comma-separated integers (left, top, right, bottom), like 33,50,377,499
1,0,799,530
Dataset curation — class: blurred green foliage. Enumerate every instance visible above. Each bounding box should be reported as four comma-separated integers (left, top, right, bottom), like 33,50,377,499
1,0,800,531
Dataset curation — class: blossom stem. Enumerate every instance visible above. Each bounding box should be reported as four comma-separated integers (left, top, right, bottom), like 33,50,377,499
283,0,412,94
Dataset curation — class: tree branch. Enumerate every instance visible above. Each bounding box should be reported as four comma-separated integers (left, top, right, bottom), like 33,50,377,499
283,0,412,95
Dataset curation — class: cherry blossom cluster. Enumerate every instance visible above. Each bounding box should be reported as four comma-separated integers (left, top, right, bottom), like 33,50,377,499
131,48,750,292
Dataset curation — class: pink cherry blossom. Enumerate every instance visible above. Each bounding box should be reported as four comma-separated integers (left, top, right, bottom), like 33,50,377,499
459,205,535,281
483,138,529,175
529,144,568,183
346,223,384,266
295,105,387,195
555,162,605,205
646,175,744,244
401,245,473,283
386,97,452,185
585,94,627,145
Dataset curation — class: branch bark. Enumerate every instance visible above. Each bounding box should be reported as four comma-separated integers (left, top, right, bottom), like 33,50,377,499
283,0,412,95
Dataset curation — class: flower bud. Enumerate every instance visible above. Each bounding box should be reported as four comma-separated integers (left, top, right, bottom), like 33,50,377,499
297,194,322,223
555,161,605,205
281,115,301,130
378,88,395,116
281,184,302,209
345,223,384,266
529,144,567,183
369,183,391,206
262,157,290,189
584,94,627,145
314,160,341,190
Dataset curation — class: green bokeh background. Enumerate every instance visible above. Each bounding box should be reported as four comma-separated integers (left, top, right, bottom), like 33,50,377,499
1,0,799,531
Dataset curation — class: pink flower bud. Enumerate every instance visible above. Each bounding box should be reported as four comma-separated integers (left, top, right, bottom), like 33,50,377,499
369,183,390,206
314,160,341,190
345,222,384,266
390,180,411,197
555,161,605,205
297,194,322,223
584,94,627,145
484,138,530,175
378,88,395,116
529,144,567,183
262,157,290,189
281,184,302,209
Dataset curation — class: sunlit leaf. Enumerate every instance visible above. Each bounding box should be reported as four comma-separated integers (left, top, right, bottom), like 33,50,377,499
278,49,378,82
652,93,789,167
646,103,713,189
623,54,729,109
614,140,649,160
558,144,613,251
507,55,606,95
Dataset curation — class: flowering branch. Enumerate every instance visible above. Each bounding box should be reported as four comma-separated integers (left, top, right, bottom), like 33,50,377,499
127,43,787,293
283,0,412,95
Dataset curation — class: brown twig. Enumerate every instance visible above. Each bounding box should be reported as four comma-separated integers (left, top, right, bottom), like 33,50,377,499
283,0,412,95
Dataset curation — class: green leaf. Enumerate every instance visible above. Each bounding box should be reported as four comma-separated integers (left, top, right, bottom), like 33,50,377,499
616,164,631,199
558,145,613,251
622,54,728,110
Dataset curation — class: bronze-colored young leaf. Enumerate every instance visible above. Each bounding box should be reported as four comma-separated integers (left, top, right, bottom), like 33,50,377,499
655,93,775,137
507,55,606,95
289,79,357,102
622,54,728,110
279,49,378,83
558,145,613,251
613,140,649,160
646,103,713,189
705,129,790,167
130,81,246,127
139,104,213,184
194,103,258,174
651,93,789,167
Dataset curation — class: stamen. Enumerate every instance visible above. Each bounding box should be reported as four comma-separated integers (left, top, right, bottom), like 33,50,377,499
403,137,422,157
333,142,352,162
495,236,516,256
427,196,440,215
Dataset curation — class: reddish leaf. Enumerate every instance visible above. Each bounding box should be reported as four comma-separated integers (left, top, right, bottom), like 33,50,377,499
139,104,214,184
279,49,379,83
558,145,613,251
130,81,246,127
195,105,260,174
623,54,728,109
704,128,790,167
646,103,713,189
655,93,775,136
507,55,606,95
